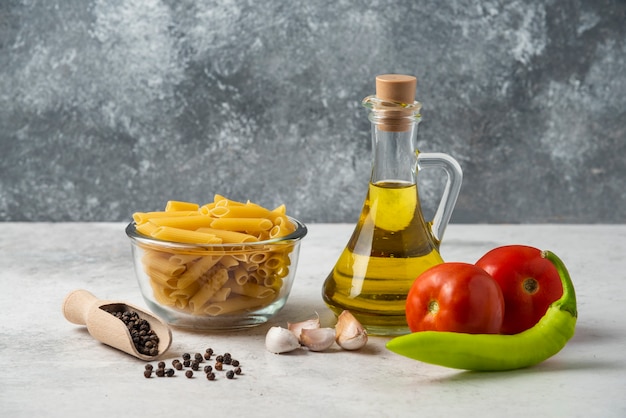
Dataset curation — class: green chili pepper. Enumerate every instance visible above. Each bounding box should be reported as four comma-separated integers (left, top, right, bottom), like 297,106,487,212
386,250,577,371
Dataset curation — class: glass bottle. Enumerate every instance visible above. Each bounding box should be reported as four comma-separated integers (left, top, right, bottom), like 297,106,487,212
322,74,463,336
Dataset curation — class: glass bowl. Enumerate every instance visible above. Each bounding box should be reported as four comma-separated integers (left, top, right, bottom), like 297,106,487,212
125,217,307,330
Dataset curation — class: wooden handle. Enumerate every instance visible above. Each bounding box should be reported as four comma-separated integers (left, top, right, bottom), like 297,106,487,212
63,289,98,325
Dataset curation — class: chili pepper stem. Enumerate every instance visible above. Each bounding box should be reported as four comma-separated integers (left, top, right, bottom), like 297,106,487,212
541,250,577,319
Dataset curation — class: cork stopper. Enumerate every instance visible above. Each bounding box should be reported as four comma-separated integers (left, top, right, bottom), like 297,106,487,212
370,74,418,132
375,74,417,104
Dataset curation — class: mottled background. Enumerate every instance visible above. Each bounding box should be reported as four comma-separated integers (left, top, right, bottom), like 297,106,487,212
1,0,625,223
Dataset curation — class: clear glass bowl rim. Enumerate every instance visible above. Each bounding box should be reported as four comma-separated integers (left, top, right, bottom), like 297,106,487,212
125,216,307,250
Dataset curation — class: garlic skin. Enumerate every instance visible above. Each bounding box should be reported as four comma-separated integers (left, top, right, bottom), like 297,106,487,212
265,326,301,354
335,310,368,350
300,327,336,352
287,314,321,341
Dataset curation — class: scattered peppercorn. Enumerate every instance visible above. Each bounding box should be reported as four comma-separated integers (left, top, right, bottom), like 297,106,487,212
155,368,165,377
204,365,212,374
145,364,154,371
191,362,199,371
206,348,214,355
194,353,203,362
174,362,183,370
215,355,224,363
144,370,152,378
165,368,175,377
158,361,165,369
214,362,223,371
182,353,191,361
226,370,235,379
185,370,193,378
231,360,240,367
234,367,242,375
204,352,211,360
206,372,215,381
183,360,191,367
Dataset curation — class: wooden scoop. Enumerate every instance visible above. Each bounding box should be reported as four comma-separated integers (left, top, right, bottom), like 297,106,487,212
63,289,172,361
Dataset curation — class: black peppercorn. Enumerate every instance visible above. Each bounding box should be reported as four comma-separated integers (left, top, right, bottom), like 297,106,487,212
191,362,199,371
183,360,191,367
234,367,242,375
226,370,235,379
204,365,212,374
155,368,165,377
185,370,193,378
158,361,165,369
145,364,154,371
144,370,152,378
214,362,223,371
206,372,215,381
165,368,175,377
182,353,191,361
231,360,240,367
203,352,211,360
194,353,203,362
205,348,214,355
174,362,183,370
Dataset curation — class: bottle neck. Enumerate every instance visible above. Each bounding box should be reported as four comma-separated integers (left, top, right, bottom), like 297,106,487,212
363,96,422,185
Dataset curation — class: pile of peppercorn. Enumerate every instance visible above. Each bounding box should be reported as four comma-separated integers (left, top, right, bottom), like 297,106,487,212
143,348,243,381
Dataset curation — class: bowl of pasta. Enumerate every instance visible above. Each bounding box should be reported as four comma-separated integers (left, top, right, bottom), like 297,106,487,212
126,195,307,330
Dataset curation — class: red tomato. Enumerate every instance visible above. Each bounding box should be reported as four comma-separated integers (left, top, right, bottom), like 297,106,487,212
476,245,563,334
406,263,504,334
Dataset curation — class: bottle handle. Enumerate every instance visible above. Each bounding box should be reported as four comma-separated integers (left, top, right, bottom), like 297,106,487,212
416,152,463,244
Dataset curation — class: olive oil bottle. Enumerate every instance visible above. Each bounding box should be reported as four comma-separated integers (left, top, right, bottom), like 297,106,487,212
322,75,463,336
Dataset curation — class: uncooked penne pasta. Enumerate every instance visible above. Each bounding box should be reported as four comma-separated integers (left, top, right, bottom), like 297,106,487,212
142,251,186,277
165,200,200,212
148,215,215,229
195,227,259,243
209,217,273,232
209,204,271,219
176,256,222,290
168,253,202,265
209,287,231,302
133,210,198,224
152,226,222,244
136,221,159,237
188,269,229,314
224,277,275,299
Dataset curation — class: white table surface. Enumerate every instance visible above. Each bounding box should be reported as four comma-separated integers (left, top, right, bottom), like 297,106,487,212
1,223,625,418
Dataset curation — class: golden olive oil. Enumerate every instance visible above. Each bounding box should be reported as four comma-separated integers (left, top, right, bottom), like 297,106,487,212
322,181,443,335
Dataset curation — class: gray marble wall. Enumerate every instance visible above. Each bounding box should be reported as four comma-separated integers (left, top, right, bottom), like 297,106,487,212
1,0,625,223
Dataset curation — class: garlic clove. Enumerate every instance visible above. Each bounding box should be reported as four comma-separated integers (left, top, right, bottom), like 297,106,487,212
335,310,368,351
300,327,336,352
287,314,321,341
265,326,301,354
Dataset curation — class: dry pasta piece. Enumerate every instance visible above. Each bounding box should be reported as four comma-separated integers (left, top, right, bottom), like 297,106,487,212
136,221,159,237
218,255,241,269
223,277,275,299
152,226,222,244
195,227,259,243
204,295,275,316
209,217,273,232
209,287,231,302
148,215,215,230
146,267,179,289
133,211,198,224
176,255,222,290
142,251,186,277
209,204,272,219
188,268,229,314
168,253,202,265
165,200,200,212
232,266,250,285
